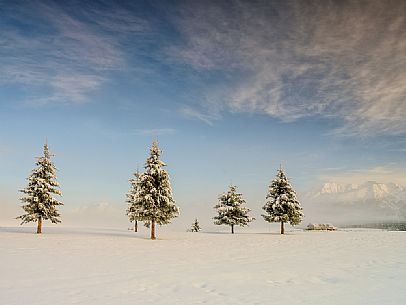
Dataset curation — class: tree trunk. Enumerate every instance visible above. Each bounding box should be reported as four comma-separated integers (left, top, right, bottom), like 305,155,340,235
280,221,284,234
134,220,138,233
151,220,156,240
37,217,42,234
231,224,234,234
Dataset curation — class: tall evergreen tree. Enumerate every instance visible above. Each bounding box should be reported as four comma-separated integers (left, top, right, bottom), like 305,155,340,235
214,185,254,234
17,143,63,234
262,167,303,234
135,141,179,239
190,218,201,232
126,169,143,232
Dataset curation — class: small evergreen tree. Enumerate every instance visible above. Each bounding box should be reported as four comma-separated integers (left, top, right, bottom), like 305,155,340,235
17,143,63,234
126,169,143,232
190,218,201,232
135,141,179,239
214,185,254,234
262,167,303,234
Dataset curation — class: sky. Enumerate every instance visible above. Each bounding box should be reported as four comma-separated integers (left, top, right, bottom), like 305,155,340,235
0,0,405,229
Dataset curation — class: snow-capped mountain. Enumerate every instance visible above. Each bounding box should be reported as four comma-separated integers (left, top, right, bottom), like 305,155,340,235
314,181,405,199
309,181,406,209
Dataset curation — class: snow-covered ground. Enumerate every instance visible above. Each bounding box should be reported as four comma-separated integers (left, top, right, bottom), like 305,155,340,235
1,227,405,305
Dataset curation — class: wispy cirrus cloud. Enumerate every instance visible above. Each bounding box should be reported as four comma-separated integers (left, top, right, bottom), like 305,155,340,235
133,128,176,136
25,75,106,106
319,165,406,185
0,1,148,105
170,0,406,136
179,106,220,125
2,0,404,137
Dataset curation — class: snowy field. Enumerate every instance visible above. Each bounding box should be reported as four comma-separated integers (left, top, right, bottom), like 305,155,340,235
1,227,405,305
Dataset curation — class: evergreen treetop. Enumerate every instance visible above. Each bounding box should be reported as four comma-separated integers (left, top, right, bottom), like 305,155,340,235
262,168,303,227
17,143,63,228
190,218,201,232
126,169,143,223
135,141,179,239
214,185,254,233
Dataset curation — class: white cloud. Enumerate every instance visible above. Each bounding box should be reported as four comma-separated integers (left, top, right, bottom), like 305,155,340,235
319,166,406,186
0,2,148,105
179,106,220,125
170,1,406,136
2,1,404,137
133,128,177,136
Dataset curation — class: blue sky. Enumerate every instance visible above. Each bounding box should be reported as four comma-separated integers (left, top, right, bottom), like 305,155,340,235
1,0,405,228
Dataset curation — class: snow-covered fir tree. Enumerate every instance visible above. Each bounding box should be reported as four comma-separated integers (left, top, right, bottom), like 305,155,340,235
262,167,303,234
135,141,179,239
214,185,254,234
126,169,143,232
190,218,201,232
17,143,63,234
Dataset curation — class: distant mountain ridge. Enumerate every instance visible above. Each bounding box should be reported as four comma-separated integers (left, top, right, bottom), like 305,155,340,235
314,181,405,199
309,181,406,211
302,181,406,224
